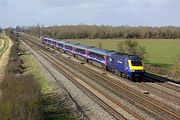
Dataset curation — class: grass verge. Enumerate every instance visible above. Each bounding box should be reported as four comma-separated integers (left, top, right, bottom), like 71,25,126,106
21,43,71,119
0,34,42,120
0,33,70,120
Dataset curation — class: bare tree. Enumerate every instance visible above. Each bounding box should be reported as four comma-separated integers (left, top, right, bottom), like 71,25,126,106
116,40,149,62
98,42,102,48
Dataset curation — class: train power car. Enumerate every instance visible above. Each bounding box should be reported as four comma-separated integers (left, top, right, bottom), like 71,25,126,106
42,37,52,45
106,53,145,80
42,37,48,44
43,37,53,46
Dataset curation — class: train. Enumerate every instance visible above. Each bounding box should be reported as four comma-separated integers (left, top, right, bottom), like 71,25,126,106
42,37,145,81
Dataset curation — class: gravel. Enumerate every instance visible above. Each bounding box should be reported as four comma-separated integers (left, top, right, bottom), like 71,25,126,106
45,46,156,119
22,41,116,120
83,62,180,110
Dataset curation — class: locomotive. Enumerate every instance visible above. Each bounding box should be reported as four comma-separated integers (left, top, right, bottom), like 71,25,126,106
42,37,145,81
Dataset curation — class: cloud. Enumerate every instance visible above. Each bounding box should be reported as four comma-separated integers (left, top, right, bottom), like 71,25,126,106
37,0,104,7
124,0,180,7
0,0,7,6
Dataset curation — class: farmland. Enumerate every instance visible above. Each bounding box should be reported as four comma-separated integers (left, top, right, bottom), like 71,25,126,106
66,39,180,68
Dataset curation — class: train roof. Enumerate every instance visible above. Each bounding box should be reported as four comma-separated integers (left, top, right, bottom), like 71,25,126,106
128,55,142,60
43,37,53,41
74,44,94,50
43,37,58,43
114,53,142,60
57,40,66,44
64,42,80,47
88,47,115,55
43,37,65,43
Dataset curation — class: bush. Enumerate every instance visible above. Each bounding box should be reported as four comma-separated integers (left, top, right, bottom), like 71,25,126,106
0,74,42,120
172,55,180,80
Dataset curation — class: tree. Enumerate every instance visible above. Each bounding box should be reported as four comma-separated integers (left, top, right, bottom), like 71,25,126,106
116,40,149,62
173,55,180,74
98,42,102,48
0,27,2,33
22,25,180,39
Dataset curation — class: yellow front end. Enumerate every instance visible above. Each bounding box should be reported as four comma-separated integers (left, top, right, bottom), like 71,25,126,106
128,60,145,71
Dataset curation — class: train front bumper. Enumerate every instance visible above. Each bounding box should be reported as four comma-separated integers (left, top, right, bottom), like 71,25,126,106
128,70,145,78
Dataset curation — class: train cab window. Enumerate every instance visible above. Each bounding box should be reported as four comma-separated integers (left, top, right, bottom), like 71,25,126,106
131,61,142,66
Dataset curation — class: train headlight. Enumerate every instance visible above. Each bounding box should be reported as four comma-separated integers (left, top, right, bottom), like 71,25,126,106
131,70,135,72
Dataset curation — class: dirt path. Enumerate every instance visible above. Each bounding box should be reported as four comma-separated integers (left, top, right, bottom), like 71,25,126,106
0,39,5,50
0,34,13,93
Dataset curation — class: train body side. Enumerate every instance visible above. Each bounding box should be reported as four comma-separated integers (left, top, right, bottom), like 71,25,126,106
73,44,94,60
88,48,112,66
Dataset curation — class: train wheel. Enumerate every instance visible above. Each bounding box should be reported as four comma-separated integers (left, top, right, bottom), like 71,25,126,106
120,72,123,77
86,59,88,62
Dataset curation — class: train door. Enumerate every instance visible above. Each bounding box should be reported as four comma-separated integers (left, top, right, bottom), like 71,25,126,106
124,59,129,73
107,56,114,70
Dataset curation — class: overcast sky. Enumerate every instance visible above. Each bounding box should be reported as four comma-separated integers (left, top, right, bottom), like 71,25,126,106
0,0,180,28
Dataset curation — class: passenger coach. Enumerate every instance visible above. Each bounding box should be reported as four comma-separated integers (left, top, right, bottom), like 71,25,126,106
73,44,94,61
87,47,115,69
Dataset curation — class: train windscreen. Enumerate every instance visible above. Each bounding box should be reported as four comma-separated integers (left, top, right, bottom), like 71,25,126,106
131,61,142,66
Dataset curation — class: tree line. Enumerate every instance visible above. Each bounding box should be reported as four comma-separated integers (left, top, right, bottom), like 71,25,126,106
17,25,180,39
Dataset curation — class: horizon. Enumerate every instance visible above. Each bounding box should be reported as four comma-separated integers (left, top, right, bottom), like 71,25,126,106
4,23,180,29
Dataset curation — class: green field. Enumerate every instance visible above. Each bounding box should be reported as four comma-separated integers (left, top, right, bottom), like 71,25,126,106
65,39,180,68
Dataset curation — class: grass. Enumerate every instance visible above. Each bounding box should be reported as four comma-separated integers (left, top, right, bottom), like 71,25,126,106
22,54,53,94
0,39,2,46
0,35,9,56
22,52,70,120
65,39,180,68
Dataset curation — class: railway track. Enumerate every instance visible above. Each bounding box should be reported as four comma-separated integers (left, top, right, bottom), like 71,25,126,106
82,58,180,105
135,82,180,104
22,36,143,120
20,34,180,120
144,73,180,92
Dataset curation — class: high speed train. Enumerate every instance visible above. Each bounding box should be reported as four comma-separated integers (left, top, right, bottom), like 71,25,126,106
42,37,145,81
